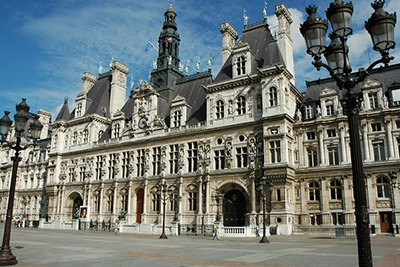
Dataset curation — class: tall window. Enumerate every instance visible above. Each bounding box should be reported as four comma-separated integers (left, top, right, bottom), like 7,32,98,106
136,149,145,177
236,55,246,75
76,103,82,117
373,141,385,161
327,129,336,137
236,146,248,168
187,142,198,172
152,147,161,176
237,96,246,115
216,100,224,119
79,166,86,182
108,154,117,179
371,122,382,131
83,130,89,144
369,92,379,109
270,141,281,163
121,195,128,212
68,168,75,183
214,149,225,170
326,102,334,115
307,148,318,167
152,193,160,211
107,195,114,212
113,123,120,138
72,132,78,146
330,180,342,200
95,156,103,180
307,132,316,140
309,181,320,201
188,191,197,211
169,145,179,174
173,110,182,127
269,87,278,106
94,195,100,212
332,213,344,225
376,177,390,198
305,105,313,119
328,146,339,165
122,152,130,178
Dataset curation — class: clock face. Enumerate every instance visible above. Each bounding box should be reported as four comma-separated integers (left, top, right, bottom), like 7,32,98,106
139,117,148,129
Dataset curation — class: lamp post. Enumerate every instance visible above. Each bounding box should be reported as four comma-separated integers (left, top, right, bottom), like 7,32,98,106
300,1,396,266
257,176,274,243
158,182,177,239
389,171,398,235
0,98,43,265
212,191,223,223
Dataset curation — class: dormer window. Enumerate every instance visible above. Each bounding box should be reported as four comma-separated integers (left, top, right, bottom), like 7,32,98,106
326,101,334,116
369,92,379,109
236,96,246,115
76,103,82,117
305,105,313,120
173,110,182,127
216,100,224,119
113,123,120,138
236,55,246,76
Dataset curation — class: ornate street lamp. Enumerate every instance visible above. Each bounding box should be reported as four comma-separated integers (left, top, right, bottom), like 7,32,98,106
158,182,178,239
300,1,396,266
389,171,399,234
257,176,274,243
212,191,223,223
0,98,43,265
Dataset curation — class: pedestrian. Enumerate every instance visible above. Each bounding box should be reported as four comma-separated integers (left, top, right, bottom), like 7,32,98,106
213,225,220,240
255,224,260,237
114,222,120,235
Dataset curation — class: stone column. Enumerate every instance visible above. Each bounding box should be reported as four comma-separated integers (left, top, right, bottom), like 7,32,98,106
99,183,104,216
127,181,132,214
205,175,210,214
318,126,325,166
339,123,346,164
385,118,395,160
299,179,308,224
113,182,118,214
87,184,92,207
320,177,330,224
250,173,256,213
197,177,203,215
297,131,305,167
143,179,148,215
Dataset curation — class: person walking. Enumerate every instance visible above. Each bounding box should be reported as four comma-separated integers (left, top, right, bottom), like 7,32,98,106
213,225,220,240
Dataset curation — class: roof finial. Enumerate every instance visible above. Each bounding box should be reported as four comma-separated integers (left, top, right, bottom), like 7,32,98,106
64,96,68,104
196,56,200,73
263,2,268,20
98,61,103,74
207,54,212,70
166,0,175,8
109,56,114,70
243,9,249,27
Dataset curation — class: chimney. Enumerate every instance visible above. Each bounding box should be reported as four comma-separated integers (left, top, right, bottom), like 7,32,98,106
81,72,97,94
110,61,129,116
220,22,238,66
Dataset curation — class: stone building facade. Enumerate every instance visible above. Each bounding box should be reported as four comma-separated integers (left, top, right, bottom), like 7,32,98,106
0,4,399,235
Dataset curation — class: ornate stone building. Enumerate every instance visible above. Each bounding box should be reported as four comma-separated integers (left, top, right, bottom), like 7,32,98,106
0,4,399,236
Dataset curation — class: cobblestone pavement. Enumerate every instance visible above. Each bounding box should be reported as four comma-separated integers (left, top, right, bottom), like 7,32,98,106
3,228,399,267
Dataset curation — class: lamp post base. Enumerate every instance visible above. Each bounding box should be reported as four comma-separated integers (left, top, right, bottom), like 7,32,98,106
259,236,270,243
159,232,168,239
0,249,17,266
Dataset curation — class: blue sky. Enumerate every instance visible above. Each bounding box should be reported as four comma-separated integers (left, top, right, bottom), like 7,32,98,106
1,0,399,120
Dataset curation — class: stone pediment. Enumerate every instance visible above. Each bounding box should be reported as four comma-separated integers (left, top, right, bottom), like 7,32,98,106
133,81,158,98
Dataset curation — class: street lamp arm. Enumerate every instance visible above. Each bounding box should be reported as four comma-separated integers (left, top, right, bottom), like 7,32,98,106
312,55,345,86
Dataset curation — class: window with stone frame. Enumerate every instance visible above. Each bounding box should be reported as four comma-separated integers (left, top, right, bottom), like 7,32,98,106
214,149,226,170
236,96,246,115
236,55,246,75
309,181,320,201
269,87,278,106
113,123,120,138
216,100,225,119
108,153,117,179
95,156,103,180
121,194,128,212
330,179,342,200
326,101,334,116
152,193,160,211
372,140,385,161
151,147,161,176
327,129,336,137
307,148,318,167
188,191,197,211
107,194,114,212
256,94,262,110
136,149,145,177
83,130,89,144
371,122,382,131
72,132,78,146
76,103,82,117
94,194,100,212
328,145,339,165
169,190,177,212
122,152,130,178
332,213,345,225
305,105,313,120
236,146,248,168
187,142,198,172
396,120,400,129
68,167,75,182
369,91,379,109
269,140,281,163
173,110,182,127
307,131,316,140
169,145,179,174
79,166,86,182
376,177,390,198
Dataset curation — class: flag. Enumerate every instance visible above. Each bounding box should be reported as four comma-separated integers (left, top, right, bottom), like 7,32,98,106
145,41,153,52
164,37,172,43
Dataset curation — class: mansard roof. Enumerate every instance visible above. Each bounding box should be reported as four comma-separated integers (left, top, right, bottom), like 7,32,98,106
85,73,112,117
304,63,400,102
214,21,284,83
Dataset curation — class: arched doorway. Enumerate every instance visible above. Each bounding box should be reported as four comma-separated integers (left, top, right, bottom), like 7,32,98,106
136,188,144,223
67,192,83,219
223,189,246,226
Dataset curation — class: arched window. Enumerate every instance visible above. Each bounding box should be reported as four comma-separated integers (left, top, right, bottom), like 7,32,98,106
330,180,342,200
237,96,246,115
376,177,390,198
309,181,320,201
216,100,224,119
269,87,278,106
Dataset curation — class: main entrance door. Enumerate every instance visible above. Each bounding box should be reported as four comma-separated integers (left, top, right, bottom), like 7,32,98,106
379,212,393,233
223,190,246,226
136,189,144,223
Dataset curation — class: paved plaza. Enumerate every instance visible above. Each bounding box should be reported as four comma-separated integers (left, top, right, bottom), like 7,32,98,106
3,228,399,267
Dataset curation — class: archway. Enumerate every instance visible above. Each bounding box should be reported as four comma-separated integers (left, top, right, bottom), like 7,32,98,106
223,189,247,226
66,192,83,219
136,188,144,223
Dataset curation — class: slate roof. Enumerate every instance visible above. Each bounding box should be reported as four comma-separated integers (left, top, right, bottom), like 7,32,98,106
214,21,284,83
304,63,400,102
55,99,70,122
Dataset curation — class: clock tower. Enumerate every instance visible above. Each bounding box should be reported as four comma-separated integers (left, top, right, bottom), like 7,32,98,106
150,4,184,100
